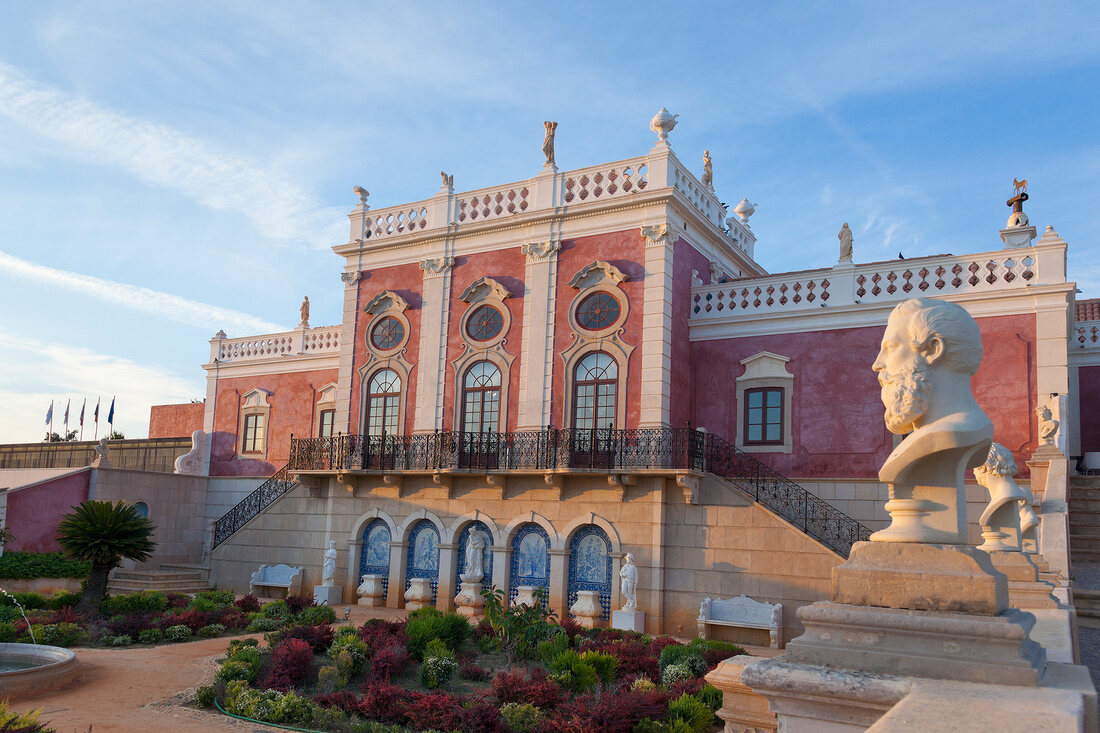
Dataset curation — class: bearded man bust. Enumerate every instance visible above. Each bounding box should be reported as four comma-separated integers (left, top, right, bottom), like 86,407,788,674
871,297,993,544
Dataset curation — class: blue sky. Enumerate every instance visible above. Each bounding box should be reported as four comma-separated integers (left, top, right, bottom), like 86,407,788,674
0,2,1097,442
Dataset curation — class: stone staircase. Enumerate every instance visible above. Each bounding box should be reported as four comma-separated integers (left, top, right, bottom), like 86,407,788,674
108,563,213,594
1070,476,1100,564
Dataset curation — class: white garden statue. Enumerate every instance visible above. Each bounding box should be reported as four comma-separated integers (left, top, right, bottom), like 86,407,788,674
462,532,486,583
322,540,338,587
619,553,638,610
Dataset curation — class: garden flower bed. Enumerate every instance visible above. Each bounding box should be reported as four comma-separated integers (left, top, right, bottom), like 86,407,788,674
197,594,744,733
0,589,334,647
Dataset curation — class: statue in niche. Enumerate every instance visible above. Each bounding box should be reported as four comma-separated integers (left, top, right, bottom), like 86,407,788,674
1036,404,1059,447
542,121,558,167
619,553,638,610
702,150,713,189
973,442,1032,553
838,223,853,262
871,298,992,543
300,296,310,327
322,540,338,587
464,531,486,582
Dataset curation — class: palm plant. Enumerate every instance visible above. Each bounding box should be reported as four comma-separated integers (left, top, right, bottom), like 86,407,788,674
56,500,156,616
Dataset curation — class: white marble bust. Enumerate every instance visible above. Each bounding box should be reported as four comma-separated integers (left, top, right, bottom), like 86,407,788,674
871,298,993,544
974,442,1031,552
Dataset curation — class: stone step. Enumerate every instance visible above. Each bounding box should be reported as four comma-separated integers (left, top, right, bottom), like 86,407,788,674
108,581,212,594
1070,477,1100,488
1071,535,1100,551
1068,501,1100,514
1071,549,1100,564
160,563,210,574
1070,488,1100,500
107,577,210,590
1069,524,1100,538
111,569,203,582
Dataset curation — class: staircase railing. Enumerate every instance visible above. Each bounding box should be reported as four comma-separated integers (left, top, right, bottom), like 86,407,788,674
212,464,299,550
286,427,870,556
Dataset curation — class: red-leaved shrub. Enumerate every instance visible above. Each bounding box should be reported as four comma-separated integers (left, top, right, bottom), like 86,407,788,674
274,624,335,653
488,669,562,709
106,611,159,638
578,637,659,680
313,691,360,714
544,688,669,733
261,637,314,691
667,677,707,698
358,681,409,723
403,691,464,732
359,619,406,650
284,594,315,614
459,660,490,681
366,643,409,681
233,594,261,613
458,695,507,733
166,592,190,609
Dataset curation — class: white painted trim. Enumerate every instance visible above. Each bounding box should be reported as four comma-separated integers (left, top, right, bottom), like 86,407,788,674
517,243,559,430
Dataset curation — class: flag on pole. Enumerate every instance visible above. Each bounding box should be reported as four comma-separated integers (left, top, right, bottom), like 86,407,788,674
45,401,53,424
93,398,100,440
79,398,86,441
63,400,70,433
107,397,115,436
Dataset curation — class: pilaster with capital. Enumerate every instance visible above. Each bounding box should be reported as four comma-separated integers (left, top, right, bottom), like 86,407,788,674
639,224,676,428
517,241,561,429
334,273,362,434
414,256,454,432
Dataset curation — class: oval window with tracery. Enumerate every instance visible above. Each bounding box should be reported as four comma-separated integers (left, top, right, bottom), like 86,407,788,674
576,292,621,331
370,317,405,350
466,305,504,341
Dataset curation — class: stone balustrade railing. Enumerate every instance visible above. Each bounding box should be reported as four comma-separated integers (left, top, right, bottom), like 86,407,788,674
348,147,746,254
1075,320,1100,350
209,325,341,364
691,244,1062,320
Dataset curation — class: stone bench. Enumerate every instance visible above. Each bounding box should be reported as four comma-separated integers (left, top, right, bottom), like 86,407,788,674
249,564,302,598
697,594,783,649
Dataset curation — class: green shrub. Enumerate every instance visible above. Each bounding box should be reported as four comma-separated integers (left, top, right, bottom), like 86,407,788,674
418,638,457,689
0,607,22,623
188,596,220,612
536,629,569,663
165,624,191,642
227,637,259,654
102,634,133,647
659,643,707,677
139,628,163,644
198,623,226,638
40,622,84,646
0,622,16,642
499,701,545,733
317,664,341,694
195,589,235,606
0,699,55,729
328,632,368,676
222,680,329,727
246,616,283,633
9,592,47,610
101,590,168,614
47,590,82,610
688,637,745,659
579,650,619,685
195,685,216,708
661,663,693,685
217,660,257,683
548,650,599,693
632,676,657,692
405,607,472,660
0,552,90,579
667,693,714,733
697,683,723,713
298,604,336,626
261,600,291,618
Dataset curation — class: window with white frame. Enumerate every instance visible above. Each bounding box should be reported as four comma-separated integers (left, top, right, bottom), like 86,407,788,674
735,352,794,454
238,389,272,457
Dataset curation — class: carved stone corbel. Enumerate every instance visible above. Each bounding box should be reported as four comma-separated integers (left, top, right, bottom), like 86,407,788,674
544,472,563,500
293,474,324,498
676,474,700,504
431,471,454,498
486,473,506,498
336,472,355,494
608,473,638,501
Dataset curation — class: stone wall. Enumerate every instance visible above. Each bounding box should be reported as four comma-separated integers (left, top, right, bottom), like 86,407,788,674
211,471,841,639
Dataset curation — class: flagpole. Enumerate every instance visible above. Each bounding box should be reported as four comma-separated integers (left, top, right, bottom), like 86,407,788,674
79,398,86,441
93,397,100,441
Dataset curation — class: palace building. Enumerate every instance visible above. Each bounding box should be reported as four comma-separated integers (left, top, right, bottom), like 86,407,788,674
120,114,1092,640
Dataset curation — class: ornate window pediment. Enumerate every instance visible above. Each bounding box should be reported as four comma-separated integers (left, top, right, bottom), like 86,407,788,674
459,276,511,304
363,290,409,315
241,388,272,410
567,261,628,290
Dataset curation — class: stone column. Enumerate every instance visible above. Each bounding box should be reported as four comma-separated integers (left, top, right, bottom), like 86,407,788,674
334,270,362,434
414,257,454,433
517,241,561,429
549,548,569,618
345,539,362,602
436,542,457,612
490,545,510,597
386,540,407,608
639,225,675,428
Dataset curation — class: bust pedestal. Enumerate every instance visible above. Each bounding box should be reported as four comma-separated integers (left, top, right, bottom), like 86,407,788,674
404,578,434,611
986,551,1059,609
612,607,645,632
569,590,604,629
512,586,541,608
356,574,385,606
313,585,343,606
454,579,487,621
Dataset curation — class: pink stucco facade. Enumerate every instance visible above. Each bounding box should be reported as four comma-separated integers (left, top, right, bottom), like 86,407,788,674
6,471,90,553
148,403,204,438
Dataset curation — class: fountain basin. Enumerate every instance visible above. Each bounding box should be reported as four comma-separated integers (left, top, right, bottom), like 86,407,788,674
0,643,80,699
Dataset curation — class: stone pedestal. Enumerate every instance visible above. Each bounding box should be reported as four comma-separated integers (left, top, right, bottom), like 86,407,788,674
356,574,385,606
453,581,486,621
313,585,343,606
569,590,604,629
705,655,778,732
612,608,645,632
404,578,434,611
512,585,540,608
987,551,1059,609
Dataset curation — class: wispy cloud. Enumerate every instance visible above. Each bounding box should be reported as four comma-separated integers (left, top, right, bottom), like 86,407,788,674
0,59,344,248
0,329,201,442
0,249,287,335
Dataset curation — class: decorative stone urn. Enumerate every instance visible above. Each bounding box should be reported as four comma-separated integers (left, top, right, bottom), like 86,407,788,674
569,590,604,629
454,581,487,621
512,585,540,608
649,107,679,142
403,578,434,611
356,574,385,607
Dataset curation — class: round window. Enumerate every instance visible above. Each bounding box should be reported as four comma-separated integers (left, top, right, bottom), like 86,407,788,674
370,317,405,350
576,292,621,331
466,305,504,341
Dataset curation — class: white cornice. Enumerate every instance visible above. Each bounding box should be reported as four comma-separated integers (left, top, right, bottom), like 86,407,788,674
203,354,340,378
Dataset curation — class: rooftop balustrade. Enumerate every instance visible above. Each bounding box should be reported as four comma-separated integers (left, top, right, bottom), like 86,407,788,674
208,324,341,366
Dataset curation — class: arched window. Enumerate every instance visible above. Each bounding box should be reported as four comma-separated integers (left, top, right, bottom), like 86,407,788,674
567,525,612,621
359,519,391,598
133,502,149,519
462,361,502,434
405,520,440,605
455,521,494,595
572,352,618,431
365,369,400,437
509,523,550,606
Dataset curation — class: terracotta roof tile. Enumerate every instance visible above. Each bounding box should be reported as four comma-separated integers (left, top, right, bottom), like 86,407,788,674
1077,299,1100,322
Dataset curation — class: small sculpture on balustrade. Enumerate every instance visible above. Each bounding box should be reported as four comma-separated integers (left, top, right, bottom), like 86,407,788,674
974,442,1032,553
353,185,369,207
440,171,454,189
91,437,112,468
619,553,638,610
542,121,558,168
649,108,678,142
870,298,991,543
322,539,338,587
702,150,713,189
1036,404,1059,447
838,222,853,263
300,296,310,328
